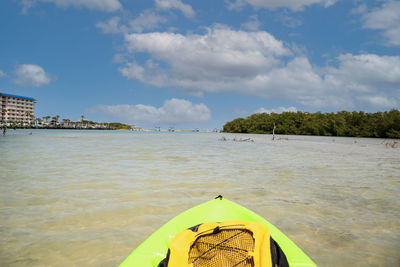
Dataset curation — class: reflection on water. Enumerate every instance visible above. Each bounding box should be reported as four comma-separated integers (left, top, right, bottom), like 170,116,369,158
0,130,399,266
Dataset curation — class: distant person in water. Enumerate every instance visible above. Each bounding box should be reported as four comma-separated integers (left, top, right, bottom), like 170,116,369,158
2,125,6,136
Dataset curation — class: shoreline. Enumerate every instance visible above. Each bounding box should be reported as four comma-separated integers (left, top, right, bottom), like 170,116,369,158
2,126,118,130
1,127,218,133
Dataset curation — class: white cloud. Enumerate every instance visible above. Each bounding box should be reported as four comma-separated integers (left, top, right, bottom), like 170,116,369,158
119,60,169,87
129,11,167,32
0,69,5,77
274,10,303,28
361,1,400,46
255,106,298,114
19,0,122,13
241,15,261,31
118,25,399,110
226,0,339,11
325,54,400,92
357,95,397,109
96,17,122,34
113,53,127,64
97,12,166,34
122,25,291,93
351,4,367,15
13,64,53,87
87,98,211,125
292,54,400,109
155,0,195,18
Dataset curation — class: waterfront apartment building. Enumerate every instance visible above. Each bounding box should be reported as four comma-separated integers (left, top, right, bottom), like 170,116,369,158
0,92,36,123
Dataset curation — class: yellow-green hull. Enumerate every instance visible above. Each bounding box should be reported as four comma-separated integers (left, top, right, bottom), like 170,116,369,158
120,197,317,266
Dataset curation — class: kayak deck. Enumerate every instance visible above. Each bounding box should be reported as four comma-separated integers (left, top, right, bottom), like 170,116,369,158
120,197,317,266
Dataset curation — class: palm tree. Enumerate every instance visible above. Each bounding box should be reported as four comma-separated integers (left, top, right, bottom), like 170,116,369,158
1,108,7,135
1,108,7,123
43,116,50,123
25,111,32,126
81,115,85,128
51,115,60,127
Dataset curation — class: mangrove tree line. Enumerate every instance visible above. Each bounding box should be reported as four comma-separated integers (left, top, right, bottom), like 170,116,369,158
222,110,400,138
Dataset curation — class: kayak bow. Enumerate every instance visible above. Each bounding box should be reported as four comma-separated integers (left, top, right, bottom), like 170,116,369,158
120,196,316,267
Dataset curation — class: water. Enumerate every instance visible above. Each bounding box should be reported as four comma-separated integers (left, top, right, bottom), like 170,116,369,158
0,129,399,266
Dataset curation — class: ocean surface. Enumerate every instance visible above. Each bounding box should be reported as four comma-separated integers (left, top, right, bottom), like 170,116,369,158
0,129,399,266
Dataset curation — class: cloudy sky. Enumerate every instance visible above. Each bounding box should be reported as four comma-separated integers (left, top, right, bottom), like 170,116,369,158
0,0,399,129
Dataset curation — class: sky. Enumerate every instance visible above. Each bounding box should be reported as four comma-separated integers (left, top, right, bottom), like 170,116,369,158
0,0,399,129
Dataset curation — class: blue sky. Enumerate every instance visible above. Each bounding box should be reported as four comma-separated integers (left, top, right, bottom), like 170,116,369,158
0,0,399,129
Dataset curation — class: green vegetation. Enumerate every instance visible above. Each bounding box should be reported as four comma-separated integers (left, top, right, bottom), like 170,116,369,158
40,117,133,130
222,110,400,138
107,122,132,130
1,113,132,130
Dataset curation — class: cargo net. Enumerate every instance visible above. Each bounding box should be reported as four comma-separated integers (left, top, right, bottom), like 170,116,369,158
188,228,255,267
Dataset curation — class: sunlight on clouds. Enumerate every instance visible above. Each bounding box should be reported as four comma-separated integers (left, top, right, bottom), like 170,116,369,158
123,26,290,79
91,2,400,112
87,98,211,125
13,64,53,87
119,24,400,110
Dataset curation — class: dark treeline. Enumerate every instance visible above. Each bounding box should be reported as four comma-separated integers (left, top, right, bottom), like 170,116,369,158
222,110,400,138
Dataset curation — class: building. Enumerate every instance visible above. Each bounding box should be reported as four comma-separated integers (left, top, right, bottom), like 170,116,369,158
0,92,36,124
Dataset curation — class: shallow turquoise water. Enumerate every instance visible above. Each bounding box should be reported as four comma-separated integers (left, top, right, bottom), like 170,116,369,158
0,130,399,266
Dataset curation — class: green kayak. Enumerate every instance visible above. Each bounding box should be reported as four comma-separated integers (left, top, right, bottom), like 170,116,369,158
120,196,317,266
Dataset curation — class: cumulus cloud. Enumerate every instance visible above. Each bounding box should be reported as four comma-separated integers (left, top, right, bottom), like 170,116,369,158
255,106,298,114
121,25,290,94
13,64,53,87
241,15,261,31
325,54,400,92
119,60,169,87
87,98,211,125
96,17,122,34
155,0,195,18
120,26,303,97
357,95,397,109
129,11,167,32
19,0,122,13
97,12,166,34
118,25,400,110
361,1,400,46
351,4,367,15
274,10,303,28
226,0,339,12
